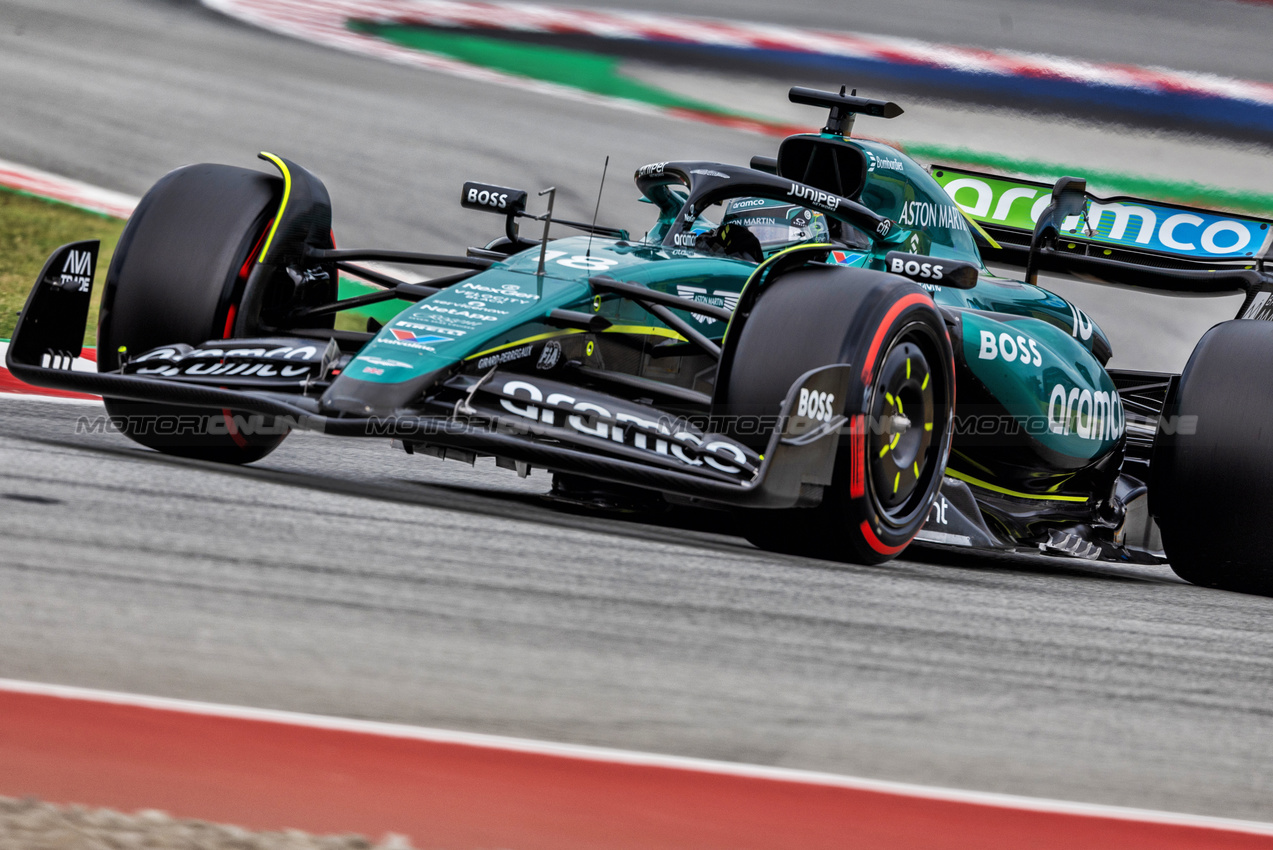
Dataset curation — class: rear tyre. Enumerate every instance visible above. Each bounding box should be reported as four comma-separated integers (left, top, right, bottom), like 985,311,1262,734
99,164,288,464
719,265,954,564
1152,320,1273,595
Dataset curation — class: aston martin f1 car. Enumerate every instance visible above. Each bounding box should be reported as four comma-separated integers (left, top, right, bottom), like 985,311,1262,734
10,87,1273,595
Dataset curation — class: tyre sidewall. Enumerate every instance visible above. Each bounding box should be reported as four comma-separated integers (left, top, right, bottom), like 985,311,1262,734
1152,319,1273,594
720,266,954,563
97,164,288,463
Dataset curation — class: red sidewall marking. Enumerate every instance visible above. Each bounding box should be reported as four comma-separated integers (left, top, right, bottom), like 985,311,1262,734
236,218,273,284
215,216,274,447
860,518,913,556
0,687,1270,850
849,414,866,499
222,304,238,340
853,294,942,545
860,293,933,386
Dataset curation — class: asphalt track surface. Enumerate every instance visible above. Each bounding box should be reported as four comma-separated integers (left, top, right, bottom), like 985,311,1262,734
565,0,1273,83
2,0,1273,824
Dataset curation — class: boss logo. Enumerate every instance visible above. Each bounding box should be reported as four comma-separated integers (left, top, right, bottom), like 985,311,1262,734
884,251,977,289
978,330,1043,368
890,256,945,280
461,182,527,214
797,388,836,422
468,188,510,209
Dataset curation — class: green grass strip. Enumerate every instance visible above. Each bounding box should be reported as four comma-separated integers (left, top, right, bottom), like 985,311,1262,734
348,21,756,120
0,186,125,346
336,277,409,327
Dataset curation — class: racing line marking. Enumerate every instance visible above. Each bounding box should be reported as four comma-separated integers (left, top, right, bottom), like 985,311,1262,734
1,677,1271,850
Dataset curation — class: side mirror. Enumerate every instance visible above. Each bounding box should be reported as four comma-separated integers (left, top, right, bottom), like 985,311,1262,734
750,155,779,175
1025,176,1087,285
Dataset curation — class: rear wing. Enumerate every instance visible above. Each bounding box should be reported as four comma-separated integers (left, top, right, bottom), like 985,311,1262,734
930,165,1273,311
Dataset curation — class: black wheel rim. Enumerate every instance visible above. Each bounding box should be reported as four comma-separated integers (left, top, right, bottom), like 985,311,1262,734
867,322,947,527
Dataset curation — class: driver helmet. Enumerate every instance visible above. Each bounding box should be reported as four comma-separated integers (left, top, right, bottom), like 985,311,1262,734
717,197,830,253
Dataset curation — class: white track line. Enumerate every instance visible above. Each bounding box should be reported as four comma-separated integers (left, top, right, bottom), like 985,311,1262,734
0,393,102,406
3,676,1272,836
0,343,96,374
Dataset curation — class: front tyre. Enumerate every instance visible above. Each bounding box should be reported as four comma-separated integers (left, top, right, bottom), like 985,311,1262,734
1152,320,1273,595
99,164,292,464
720,266,955,564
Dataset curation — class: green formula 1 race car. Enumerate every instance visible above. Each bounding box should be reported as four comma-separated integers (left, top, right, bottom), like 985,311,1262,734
10,87,1273,595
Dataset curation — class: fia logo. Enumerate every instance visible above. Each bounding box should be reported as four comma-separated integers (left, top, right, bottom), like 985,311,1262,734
536,340,562,371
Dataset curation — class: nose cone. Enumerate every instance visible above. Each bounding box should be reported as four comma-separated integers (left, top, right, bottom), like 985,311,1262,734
320,368,450,417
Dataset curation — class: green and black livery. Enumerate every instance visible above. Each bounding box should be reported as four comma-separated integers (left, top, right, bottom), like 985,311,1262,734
10,87,1273,594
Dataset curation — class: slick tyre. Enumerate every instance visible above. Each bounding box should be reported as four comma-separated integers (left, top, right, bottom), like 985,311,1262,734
720,265,954,564
98,164,288,464
1152,320,1273,596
